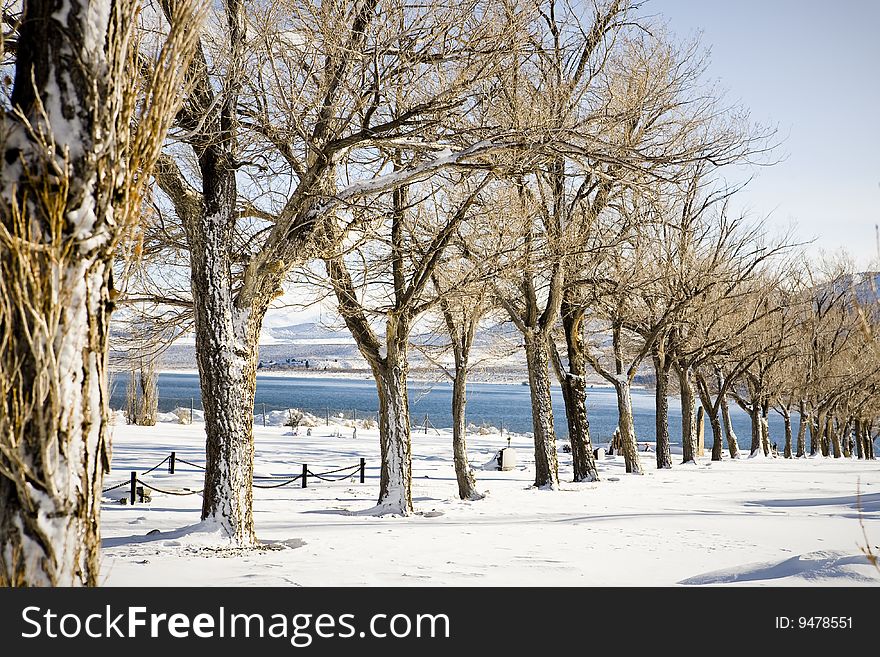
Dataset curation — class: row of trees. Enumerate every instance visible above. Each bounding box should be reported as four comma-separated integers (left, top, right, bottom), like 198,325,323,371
123,0,880,535
1,0,877,585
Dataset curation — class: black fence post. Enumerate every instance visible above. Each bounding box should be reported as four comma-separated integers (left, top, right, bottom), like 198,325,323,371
360,458,365,484
130,471,137,506
424,413,429,435
302,463,308,488
169,451,176,474
262,403,267,427
326,408,329,426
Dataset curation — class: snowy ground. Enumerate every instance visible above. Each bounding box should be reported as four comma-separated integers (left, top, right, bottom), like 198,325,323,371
100,413,880,587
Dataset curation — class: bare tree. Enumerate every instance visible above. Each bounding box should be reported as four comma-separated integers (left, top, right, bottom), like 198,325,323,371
0,0,201,585
149,0,523,536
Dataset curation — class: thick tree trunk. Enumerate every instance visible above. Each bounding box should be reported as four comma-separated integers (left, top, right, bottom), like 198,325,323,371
855,420,863,459
796,401,808,458
0,0,138,585
557,306,598,482
194,301,259,544
709,409,723,461
677,366,698,464
523,330,560,488
866,423,876,460
451,368,480,500
652,353,672,469
613,380,643,474
0,262,111,586
374,331,413,513
721,395,740,459
782,412,793,458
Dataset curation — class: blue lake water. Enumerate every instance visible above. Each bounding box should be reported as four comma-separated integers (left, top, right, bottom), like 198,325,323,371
110,372,798,450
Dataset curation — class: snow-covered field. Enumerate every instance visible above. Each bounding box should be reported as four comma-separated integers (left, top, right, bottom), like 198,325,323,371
100,414,880,587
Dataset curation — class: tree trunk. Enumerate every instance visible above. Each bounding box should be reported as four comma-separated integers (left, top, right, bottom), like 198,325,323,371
523,330,560,487
557,306,598,482
192,247,260,544
866,423,876,460
810,411,823,456
709,409,723,461
652,352,673,469
373,327,413,513
748,402,762,456
0,0,155,585
721,395,740,459
613,380,643,474
696,405,706,457
855,420,863,459
821,414,832,457
0,260,111,586
782,411,793,458
830,417,843,458
451,367,480,500
796,401,807,458
760,399,771,456
677,366,698,464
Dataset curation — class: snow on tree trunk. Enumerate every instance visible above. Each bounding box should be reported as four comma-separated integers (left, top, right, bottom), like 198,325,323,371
613,380,642,474
748,403,762,457
809,412,822,456
783,413,793,458
558,309,598,482
653,354,672,469
0,0,138,585
709,410,723,461
721,395,740,459
796,402,808,458
451,368,480,500
759,403,771,456
523,329,560,488
0,262,111,586
677,367,698,464
374,339,413,514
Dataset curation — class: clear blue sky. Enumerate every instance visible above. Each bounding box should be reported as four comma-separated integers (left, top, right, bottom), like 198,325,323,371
654,0,880,266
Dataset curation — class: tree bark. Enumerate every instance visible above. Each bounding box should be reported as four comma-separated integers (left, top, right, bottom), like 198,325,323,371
373,340,413,513
677,365,698,463
759,398,771,456
709,409,723,461
830,417,843,458
0,0,189,584
556,305,598,482
612,380,643,474
696,405,706,457
809,411,823,456
821,414,832,457
782,411,793,458
854,419,863,459
451,367,480,500
721,395,740,459
523,329,560,487
652,352,673,469
796,401,808,458
748,402,762,456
